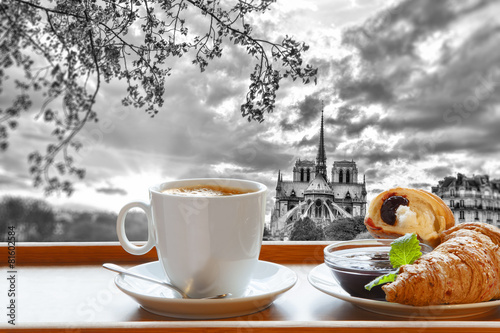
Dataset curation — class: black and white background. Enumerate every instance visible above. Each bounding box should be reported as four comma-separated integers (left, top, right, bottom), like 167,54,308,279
1,0,500,240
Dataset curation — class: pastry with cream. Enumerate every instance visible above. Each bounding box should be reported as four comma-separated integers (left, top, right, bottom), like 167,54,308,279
364,187,455,247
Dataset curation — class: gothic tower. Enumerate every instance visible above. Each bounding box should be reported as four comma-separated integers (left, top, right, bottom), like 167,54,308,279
315,107,327,181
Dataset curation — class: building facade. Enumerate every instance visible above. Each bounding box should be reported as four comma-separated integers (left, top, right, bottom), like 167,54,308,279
269,111,367,240
431,173,500,226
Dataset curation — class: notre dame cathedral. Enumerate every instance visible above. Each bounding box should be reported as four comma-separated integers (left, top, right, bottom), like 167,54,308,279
269,110,367,240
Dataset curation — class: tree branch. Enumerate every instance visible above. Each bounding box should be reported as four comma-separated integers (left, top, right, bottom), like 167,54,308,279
2,0,317,195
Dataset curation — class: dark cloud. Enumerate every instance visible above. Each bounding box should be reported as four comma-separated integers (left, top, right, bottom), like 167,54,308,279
347,142,401,166
407,183,433,191
278,119,297,132
363,162,397,180
336,0,468,105
364,168,380,180
173,134,298,183
205,79,241,108
202,49,252,108
396,136,439,162
377,108,451,132
95,187,128,196
425,166,453,179
337,74,394,105
327,105,380,137
452,158,495,177
342,0,490,62
296,133,318,149
279,94,323,131
294,133,340,160
431,134,500,155
336,0,500,113
228,139,296,173
331,0,500,173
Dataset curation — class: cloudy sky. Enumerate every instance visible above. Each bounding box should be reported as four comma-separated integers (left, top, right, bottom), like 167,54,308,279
2,0,500,221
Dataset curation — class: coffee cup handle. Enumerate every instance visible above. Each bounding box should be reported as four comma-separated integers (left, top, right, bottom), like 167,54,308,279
116,201,156,255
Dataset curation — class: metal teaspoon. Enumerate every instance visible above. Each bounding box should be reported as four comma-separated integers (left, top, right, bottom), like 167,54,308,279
103,263,231,300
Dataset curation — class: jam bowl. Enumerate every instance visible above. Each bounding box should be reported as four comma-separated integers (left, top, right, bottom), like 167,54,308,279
324,239,432,300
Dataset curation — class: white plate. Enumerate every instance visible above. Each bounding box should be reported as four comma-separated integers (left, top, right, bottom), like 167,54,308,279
308,263,500,319
114,260,297,319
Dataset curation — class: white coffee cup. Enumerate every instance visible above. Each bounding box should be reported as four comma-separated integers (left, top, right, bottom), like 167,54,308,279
116,178,267,298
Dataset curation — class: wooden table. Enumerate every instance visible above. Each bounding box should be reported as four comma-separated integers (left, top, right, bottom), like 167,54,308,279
1,242,500,332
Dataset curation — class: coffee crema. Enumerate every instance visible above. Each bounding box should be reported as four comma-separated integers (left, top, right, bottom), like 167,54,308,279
162,184,257,196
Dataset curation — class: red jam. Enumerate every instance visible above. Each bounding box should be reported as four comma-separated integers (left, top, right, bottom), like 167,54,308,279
325,246,393,300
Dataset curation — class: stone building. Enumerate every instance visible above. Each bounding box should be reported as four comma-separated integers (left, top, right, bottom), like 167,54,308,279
269,111,367,240
431,173,500,226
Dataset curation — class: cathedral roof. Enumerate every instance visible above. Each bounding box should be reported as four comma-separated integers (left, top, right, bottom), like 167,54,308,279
305,173,333,194
279,181,309,198
334,160,357,166
294,159,315,167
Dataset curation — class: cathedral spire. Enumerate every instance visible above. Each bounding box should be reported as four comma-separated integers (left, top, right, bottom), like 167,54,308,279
276,170,282,191
315,102,327,181
362,174,367,197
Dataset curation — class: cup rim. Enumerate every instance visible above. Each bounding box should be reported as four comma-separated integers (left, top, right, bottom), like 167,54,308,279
324,238,433,257
149,178,267,198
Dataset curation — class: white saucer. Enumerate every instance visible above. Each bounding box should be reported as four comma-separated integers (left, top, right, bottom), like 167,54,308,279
114,260,297,319
308,263,500,319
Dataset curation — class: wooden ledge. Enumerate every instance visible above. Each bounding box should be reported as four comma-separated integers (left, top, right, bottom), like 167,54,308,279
8,320,500,332
0,241,330,266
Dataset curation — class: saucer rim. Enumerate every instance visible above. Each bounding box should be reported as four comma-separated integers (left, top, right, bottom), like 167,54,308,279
115,259,297,303
308,263,500,319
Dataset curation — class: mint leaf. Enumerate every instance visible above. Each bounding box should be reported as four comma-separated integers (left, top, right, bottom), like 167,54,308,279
365,271,398,291
365,233,423,292
389,233,422,268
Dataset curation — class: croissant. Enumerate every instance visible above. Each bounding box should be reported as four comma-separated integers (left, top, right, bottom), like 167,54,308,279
441,222,500,246
382,222,500,306
364,187,455,247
